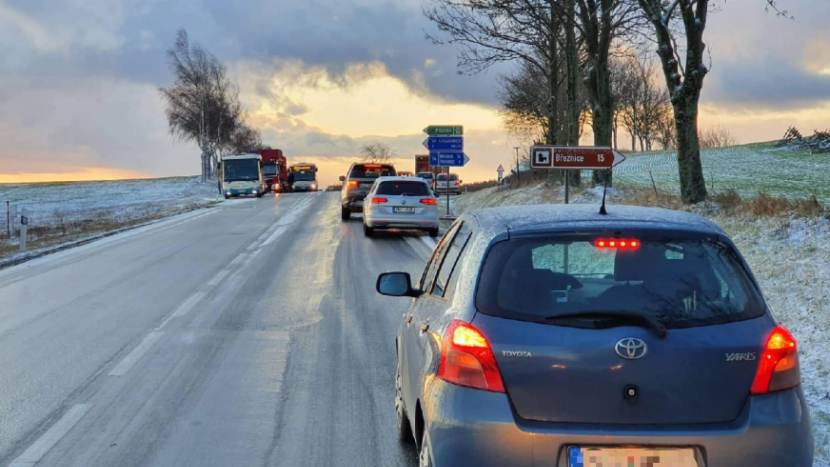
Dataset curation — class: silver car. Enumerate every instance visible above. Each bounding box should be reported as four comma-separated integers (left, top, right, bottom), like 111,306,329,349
377,204,813,467
362,177,439,238
435,172,462,195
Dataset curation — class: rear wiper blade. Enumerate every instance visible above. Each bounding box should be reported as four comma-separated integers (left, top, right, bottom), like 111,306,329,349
545,310,667,339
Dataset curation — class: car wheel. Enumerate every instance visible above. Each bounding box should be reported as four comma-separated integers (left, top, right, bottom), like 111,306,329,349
419,429,433,467
224,194,229,200
395,359,413,443
363,223,374,237
341,207,351,221
428,228,439,238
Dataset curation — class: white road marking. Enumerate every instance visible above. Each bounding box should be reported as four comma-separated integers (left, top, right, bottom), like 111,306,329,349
9,404,90,466
420,236,437,250
261,226,287,246
207,270,230,287
108,331,164,376
230,253,247,265
155,291,206,330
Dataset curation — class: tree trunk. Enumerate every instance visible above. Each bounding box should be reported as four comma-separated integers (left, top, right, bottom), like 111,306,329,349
591,66,614,186
638,136,644,152
547,7,563,184
674,93,707,203
565,0,581,187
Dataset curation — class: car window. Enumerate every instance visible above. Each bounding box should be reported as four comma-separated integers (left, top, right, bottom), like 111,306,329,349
475,234,766,329
419,223,460,291
348,164,396,178
431,223,472,298
376,181,430,196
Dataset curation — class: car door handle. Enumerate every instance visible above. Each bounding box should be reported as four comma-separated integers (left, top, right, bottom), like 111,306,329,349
420,323,429,332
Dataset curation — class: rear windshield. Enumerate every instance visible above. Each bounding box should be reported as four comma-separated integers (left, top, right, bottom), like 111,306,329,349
436,173,457,181
417,172,434,180
475,235,766,329
376,181,431,196
349,164,396,178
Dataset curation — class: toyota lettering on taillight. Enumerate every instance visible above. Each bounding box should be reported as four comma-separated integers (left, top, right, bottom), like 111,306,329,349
438,320,505,393
751,325,801,395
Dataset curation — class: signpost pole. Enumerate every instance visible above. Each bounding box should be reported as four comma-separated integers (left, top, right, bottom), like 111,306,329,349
20,207,28,253
565,174,570,204
446,167,451,217
5,201,9,238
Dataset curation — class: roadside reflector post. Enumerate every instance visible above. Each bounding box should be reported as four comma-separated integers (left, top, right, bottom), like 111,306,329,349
5,201,9,238
20,207,28,252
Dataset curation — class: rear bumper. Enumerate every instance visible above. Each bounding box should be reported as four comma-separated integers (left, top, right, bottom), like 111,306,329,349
364,208,439,230
424,380,813,467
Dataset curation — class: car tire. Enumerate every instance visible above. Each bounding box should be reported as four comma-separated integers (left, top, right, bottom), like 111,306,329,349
395,359,413,443
428,228,439,238
419,429,433,467
224,194,229,200
341,207,351,221
363,224,374,237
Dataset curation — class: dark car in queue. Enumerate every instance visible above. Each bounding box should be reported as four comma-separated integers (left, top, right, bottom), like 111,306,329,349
377,204,813,467
340,162,396,221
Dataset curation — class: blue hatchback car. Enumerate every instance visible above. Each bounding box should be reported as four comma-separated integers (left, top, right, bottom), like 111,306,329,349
377,204,813,467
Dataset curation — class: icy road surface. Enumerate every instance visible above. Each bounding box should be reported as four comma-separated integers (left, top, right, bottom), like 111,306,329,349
0,192,424,467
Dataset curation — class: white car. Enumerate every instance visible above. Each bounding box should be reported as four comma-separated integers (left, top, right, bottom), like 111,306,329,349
362,177,439,238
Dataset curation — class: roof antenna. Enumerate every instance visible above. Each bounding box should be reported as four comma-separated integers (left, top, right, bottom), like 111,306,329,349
599,168,610,215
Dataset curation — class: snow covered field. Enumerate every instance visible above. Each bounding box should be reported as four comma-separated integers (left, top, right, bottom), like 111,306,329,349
0,177,221,262
614,143,830,203
457,185,830,466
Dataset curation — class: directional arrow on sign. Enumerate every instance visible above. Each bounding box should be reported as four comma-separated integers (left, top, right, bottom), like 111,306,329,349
530,146,626,170
429,152,469,167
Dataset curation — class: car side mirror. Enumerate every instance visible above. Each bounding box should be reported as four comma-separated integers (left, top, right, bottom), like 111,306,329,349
376,272,421,298
339,175,346,182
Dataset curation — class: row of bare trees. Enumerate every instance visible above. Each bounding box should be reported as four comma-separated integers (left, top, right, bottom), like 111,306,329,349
426,0,783,203
160,30,264,181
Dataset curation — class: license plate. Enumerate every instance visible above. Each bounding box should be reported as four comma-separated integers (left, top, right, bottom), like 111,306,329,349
360,183,373,188
393,207,415,213
568,447,697,467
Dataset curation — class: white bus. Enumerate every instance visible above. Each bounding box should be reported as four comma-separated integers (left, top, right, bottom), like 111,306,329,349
221,154,266,199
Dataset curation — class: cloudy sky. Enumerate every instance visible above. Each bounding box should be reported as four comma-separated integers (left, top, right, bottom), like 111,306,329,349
1,0,829,186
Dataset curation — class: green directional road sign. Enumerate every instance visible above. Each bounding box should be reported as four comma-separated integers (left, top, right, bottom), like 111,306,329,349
423,125,463,136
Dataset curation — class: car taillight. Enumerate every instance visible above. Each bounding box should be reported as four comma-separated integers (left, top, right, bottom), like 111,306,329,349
420,198,437,205
751,325,801,395
371,197,388,204
438,320,505,393
347,180,359,187
454,180,460,185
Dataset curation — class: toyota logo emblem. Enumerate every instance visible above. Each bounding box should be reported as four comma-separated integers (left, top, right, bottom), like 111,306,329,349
615,338,648,360
402,200,406,205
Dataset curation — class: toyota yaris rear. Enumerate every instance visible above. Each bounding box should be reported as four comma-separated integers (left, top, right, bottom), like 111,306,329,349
377,205,813,467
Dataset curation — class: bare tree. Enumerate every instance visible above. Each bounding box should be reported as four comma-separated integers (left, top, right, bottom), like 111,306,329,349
360,143,396,163
634,0,711,202
227,124,264,154
699,126,737,149
654,106,677,149
159,29,247,181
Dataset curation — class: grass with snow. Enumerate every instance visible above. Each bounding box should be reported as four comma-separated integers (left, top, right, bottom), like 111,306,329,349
0,176,221,263
614,142,830,202
456,184,830,466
